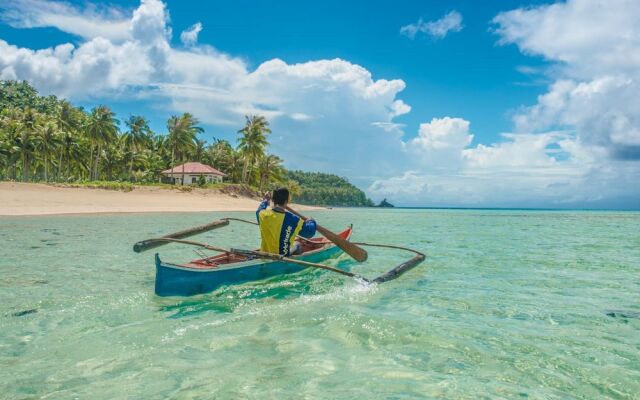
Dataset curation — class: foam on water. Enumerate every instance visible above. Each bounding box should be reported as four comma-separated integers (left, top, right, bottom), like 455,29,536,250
1,209,639,399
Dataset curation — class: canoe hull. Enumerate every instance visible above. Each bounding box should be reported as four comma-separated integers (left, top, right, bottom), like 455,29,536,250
154,229,350,297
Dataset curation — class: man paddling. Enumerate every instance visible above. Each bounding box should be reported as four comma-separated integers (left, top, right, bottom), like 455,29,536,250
256,187,316,256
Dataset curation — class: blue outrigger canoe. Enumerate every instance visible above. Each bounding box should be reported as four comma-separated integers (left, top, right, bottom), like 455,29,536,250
155,227,352,296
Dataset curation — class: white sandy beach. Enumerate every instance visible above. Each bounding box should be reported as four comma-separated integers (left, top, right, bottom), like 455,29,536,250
0,182,320,216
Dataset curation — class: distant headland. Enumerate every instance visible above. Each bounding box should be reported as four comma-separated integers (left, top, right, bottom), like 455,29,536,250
377,198,395,208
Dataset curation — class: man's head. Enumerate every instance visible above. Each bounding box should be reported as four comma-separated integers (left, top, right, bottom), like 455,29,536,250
272,187,290,207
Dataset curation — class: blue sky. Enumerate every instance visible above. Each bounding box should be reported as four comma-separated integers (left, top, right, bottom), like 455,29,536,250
0,0,550,143
1,0,639,208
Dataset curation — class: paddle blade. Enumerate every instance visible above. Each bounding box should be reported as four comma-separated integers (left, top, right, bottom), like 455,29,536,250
285,206,368,262
316,225,368,262
133,219,229,253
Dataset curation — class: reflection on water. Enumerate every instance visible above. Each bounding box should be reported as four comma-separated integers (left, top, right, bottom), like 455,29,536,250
157,260,369,319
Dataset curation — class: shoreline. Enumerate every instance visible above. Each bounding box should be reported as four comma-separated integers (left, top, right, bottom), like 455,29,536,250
0,182,324,216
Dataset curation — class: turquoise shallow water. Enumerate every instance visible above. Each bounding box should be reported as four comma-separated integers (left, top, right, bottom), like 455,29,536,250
1,209,639,399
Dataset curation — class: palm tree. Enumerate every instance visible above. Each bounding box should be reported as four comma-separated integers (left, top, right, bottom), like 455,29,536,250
58,128,84,181
35,120,60,182
102,134,126,181
257,154,284,191
192,138,207,163
54,100,78,136
139,148,165,182
0,125,8,179
54,100,81,181
123,115,152,181
18,107,39,181
237,115,271,184
202,139,232,173
167,113,203,185
287,179,302,199
0,107,22,180
227,149,244,184
86,106,119,180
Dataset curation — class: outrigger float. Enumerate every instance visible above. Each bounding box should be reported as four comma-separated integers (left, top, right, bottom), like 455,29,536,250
133,209,425,297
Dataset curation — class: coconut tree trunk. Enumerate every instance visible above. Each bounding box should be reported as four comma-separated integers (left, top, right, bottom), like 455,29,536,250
22,154,29,182
242,158,249,183
181,158,185,186
89,143,94,180
129,147,134,182
170,149,175,185
44,152,48,182
66,153,71,180
57,150,63,182
93,143,101,181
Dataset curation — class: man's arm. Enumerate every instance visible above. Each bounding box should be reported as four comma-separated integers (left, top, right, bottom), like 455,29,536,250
298,218,317,238
256,192,271,223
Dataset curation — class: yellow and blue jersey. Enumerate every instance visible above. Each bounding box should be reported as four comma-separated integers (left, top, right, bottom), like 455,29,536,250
256,200,316,255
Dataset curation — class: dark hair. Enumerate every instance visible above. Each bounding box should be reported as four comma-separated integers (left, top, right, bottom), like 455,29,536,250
272,187,289,206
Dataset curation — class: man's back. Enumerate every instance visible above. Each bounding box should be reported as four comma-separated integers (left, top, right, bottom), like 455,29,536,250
256,199,316,255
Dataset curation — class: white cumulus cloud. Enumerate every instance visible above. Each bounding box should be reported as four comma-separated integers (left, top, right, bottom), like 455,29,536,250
0,0,131,41
405,117,474,172
401,11,463,40
411,117,473,151
492,0,640,78
370,123,635,207
493,0,640,161
180,22,202,46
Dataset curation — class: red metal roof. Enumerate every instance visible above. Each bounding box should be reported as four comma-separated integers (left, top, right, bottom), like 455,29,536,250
162,162,226,176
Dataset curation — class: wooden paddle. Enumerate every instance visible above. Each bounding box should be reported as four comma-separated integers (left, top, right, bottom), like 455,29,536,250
285,206,368,262
133,219,229,253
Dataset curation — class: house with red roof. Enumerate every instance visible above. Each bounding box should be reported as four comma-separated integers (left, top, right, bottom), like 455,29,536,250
161,162,226,185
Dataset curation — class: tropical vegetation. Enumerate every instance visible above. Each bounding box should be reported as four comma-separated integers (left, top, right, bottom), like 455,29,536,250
0,80,373,206
286,171,374,207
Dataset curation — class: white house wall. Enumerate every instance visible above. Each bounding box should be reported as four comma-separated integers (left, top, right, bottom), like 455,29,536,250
164,173,223,185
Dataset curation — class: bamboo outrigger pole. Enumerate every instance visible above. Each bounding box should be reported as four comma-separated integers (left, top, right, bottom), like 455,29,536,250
352,242,425,283
143,237,369,280
133,217,425,283
133,219,229,253
137,237,425,284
